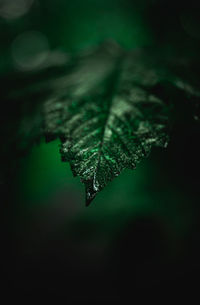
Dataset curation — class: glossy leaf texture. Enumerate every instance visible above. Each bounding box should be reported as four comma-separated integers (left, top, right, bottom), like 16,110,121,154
1,41,200,205
43,42,170,205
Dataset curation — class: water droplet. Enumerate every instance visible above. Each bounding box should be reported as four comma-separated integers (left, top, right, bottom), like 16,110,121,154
86,190,96,207
93,176,99,192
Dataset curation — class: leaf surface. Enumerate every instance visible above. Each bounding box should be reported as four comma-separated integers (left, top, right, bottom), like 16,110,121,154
1,41,199,204
43,42,169,205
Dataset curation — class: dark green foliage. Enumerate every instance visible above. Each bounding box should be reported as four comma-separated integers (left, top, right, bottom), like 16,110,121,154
1,41,199,204
44,42,170,205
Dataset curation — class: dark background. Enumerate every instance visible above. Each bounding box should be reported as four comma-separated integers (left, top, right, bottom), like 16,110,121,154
1,0,200,301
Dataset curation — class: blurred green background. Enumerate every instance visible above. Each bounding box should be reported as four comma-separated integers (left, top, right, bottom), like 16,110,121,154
1,0,200,300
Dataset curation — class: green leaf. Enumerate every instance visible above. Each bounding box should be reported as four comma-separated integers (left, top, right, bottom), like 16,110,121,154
1,41,199,205
43,42,170,205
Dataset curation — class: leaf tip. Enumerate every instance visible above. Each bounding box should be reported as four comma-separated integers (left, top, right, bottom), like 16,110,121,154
85,186,97,207
85,197,93,207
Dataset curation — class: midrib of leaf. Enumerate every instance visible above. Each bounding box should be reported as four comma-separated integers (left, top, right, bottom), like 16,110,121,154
86,55,124,205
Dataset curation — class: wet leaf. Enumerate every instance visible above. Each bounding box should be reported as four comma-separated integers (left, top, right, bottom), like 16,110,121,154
43,42,170,205
1,41,199,204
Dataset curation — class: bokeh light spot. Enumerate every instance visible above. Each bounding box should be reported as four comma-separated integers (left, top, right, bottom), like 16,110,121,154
0,0,34,20
11,30,50,71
